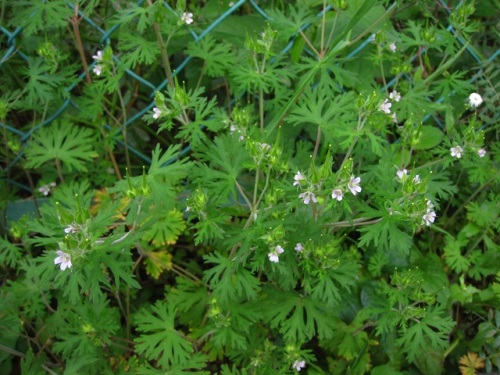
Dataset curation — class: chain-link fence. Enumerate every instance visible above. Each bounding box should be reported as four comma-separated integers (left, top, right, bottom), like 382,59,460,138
1,0,498,194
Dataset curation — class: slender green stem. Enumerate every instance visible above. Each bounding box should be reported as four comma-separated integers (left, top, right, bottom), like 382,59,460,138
115,77,131,170
324,217,382,228
320,0,327,56
253,167,260,205
312,125,322,161
298,29,320,58
55,158,65,183
147,0,174,89
235,180,253,209
378,45,387,89
325,11,339,48
342,115,366,164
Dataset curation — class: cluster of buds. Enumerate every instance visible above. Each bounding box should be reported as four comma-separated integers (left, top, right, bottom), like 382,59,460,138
91,47,113,77
294,158,362,206
53,197,93,271
390,168,437,227
450,106,486,160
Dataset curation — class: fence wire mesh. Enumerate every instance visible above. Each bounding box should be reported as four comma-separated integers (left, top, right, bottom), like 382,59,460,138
1,0,498,193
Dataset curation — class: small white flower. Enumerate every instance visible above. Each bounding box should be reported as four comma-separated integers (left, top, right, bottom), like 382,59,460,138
468,93,483,108
268,245,284,263
258,143,271,152
379,99,392,114
38,182,56,196
64,224,78,234
389,90,401,102
238,135,245,142
93,64,102,76
293,359,306,371
229,1,235,6
293,171,306,186
396,169,408,180
230,124,236,132
331,189,343,201
450,146,464,158
181,12,194,25
295,243,304,252
422,209,436,226
54,250,72,271
427,199,434,210
348,176,362,196
413,175,421,184
389,42,396,52
477,148,486,158
185,206,191,212
153,107,162,119
38,185,50,196
299,191,317,205
92,50,103,62
391,112,398,123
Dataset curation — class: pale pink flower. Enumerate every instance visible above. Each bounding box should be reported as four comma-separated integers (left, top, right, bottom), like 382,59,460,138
389,90,401,102
389,42,396,52
293,171,305,186
299,191,317,204
450,146,464,158
396,169,408,180
422,209,436,226
268,245,284,263
54,250,72,271
93,65,102,76
295,243,304,252
477,148,486,158
153,107,162,119
379,99,391,114
181,12,194,25
348,176,362,195
293,359,306,371
331,189,343,201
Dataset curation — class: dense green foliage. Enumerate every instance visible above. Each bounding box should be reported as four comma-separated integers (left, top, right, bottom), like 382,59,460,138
1,0,499,374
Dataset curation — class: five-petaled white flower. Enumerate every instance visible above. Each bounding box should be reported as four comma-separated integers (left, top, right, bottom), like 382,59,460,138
389,42,396,52
299,191,317,204
396,169,408,180
268,245,284,263
450,146,464,158
389,90,401,102
153,107,162,119
295,243,304,252
181,12,194,25
92,50,103,62
379,99,391,114
54,250,72,271
93,65,102,76
64,224,78,234
293,171,306,186
293,359,306,372
422,209,436,226
331,189,343,201
468,93,483,108
348,176,362,195
477,148,486,158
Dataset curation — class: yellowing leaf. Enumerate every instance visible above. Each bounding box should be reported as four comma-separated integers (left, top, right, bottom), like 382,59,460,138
459,352,484,375
145,250,173,280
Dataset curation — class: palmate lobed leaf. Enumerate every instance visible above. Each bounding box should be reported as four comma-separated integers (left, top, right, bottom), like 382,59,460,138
134,300,194,368
24,121,98,172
